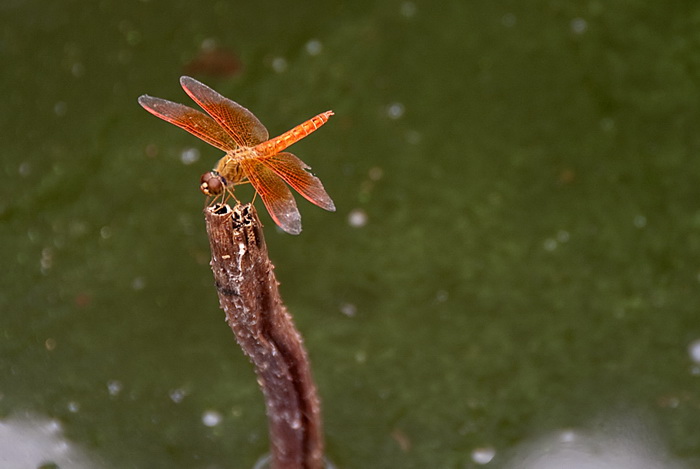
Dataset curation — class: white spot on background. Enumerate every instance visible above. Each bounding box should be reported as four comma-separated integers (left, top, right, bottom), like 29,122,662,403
689,339,700,363
368,166,383,181
18,161,32,176
54,101,67,117
107,380,123,396
40,247,54,272
305,39,323,56
72,62,85,77
571,17,588,35
340,302,357,317
180,147,200,165
169,388,187,404
202,410,222,427
271,57,287,73
435,290,449,302
131,277,145,291
200,37,217,51
472,446,496,464
556,230,570,243
386,102,405,119
543,238,557,251
400,2,416,18
502,13,517,27
348,208,368,228
543,230,569,251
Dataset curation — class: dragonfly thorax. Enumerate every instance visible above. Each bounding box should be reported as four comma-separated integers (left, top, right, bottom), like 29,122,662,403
215,152,247,185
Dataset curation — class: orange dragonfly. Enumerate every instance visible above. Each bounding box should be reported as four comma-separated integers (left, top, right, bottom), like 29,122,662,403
138,76,335,235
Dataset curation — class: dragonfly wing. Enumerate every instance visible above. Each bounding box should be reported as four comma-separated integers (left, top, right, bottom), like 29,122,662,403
261,152,335,212
239,158,302,235
138,95,238,151
180,76,269,147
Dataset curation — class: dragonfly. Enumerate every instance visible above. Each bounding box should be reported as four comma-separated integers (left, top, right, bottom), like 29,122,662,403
138,76,335,235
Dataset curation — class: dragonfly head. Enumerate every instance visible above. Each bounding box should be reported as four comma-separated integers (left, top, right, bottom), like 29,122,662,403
200,171,226,196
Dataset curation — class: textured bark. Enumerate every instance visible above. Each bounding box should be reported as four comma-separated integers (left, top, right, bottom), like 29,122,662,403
204,203,323,469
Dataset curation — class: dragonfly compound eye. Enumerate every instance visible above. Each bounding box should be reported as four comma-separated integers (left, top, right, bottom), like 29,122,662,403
200,171,226,196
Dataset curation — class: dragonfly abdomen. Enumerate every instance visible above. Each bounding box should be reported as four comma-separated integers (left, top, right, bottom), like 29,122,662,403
258,111,334,155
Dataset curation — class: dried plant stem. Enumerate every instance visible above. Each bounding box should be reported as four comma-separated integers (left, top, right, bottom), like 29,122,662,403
204,203,324,469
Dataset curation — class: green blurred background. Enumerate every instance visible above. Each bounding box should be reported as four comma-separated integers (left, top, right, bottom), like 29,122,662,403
2,1,700,468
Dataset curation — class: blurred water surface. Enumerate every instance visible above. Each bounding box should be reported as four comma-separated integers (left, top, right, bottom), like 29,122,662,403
2,1,700,468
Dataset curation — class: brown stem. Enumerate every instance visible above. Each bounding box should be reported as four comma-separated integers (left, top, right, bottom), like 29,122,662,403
204,203,324,469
